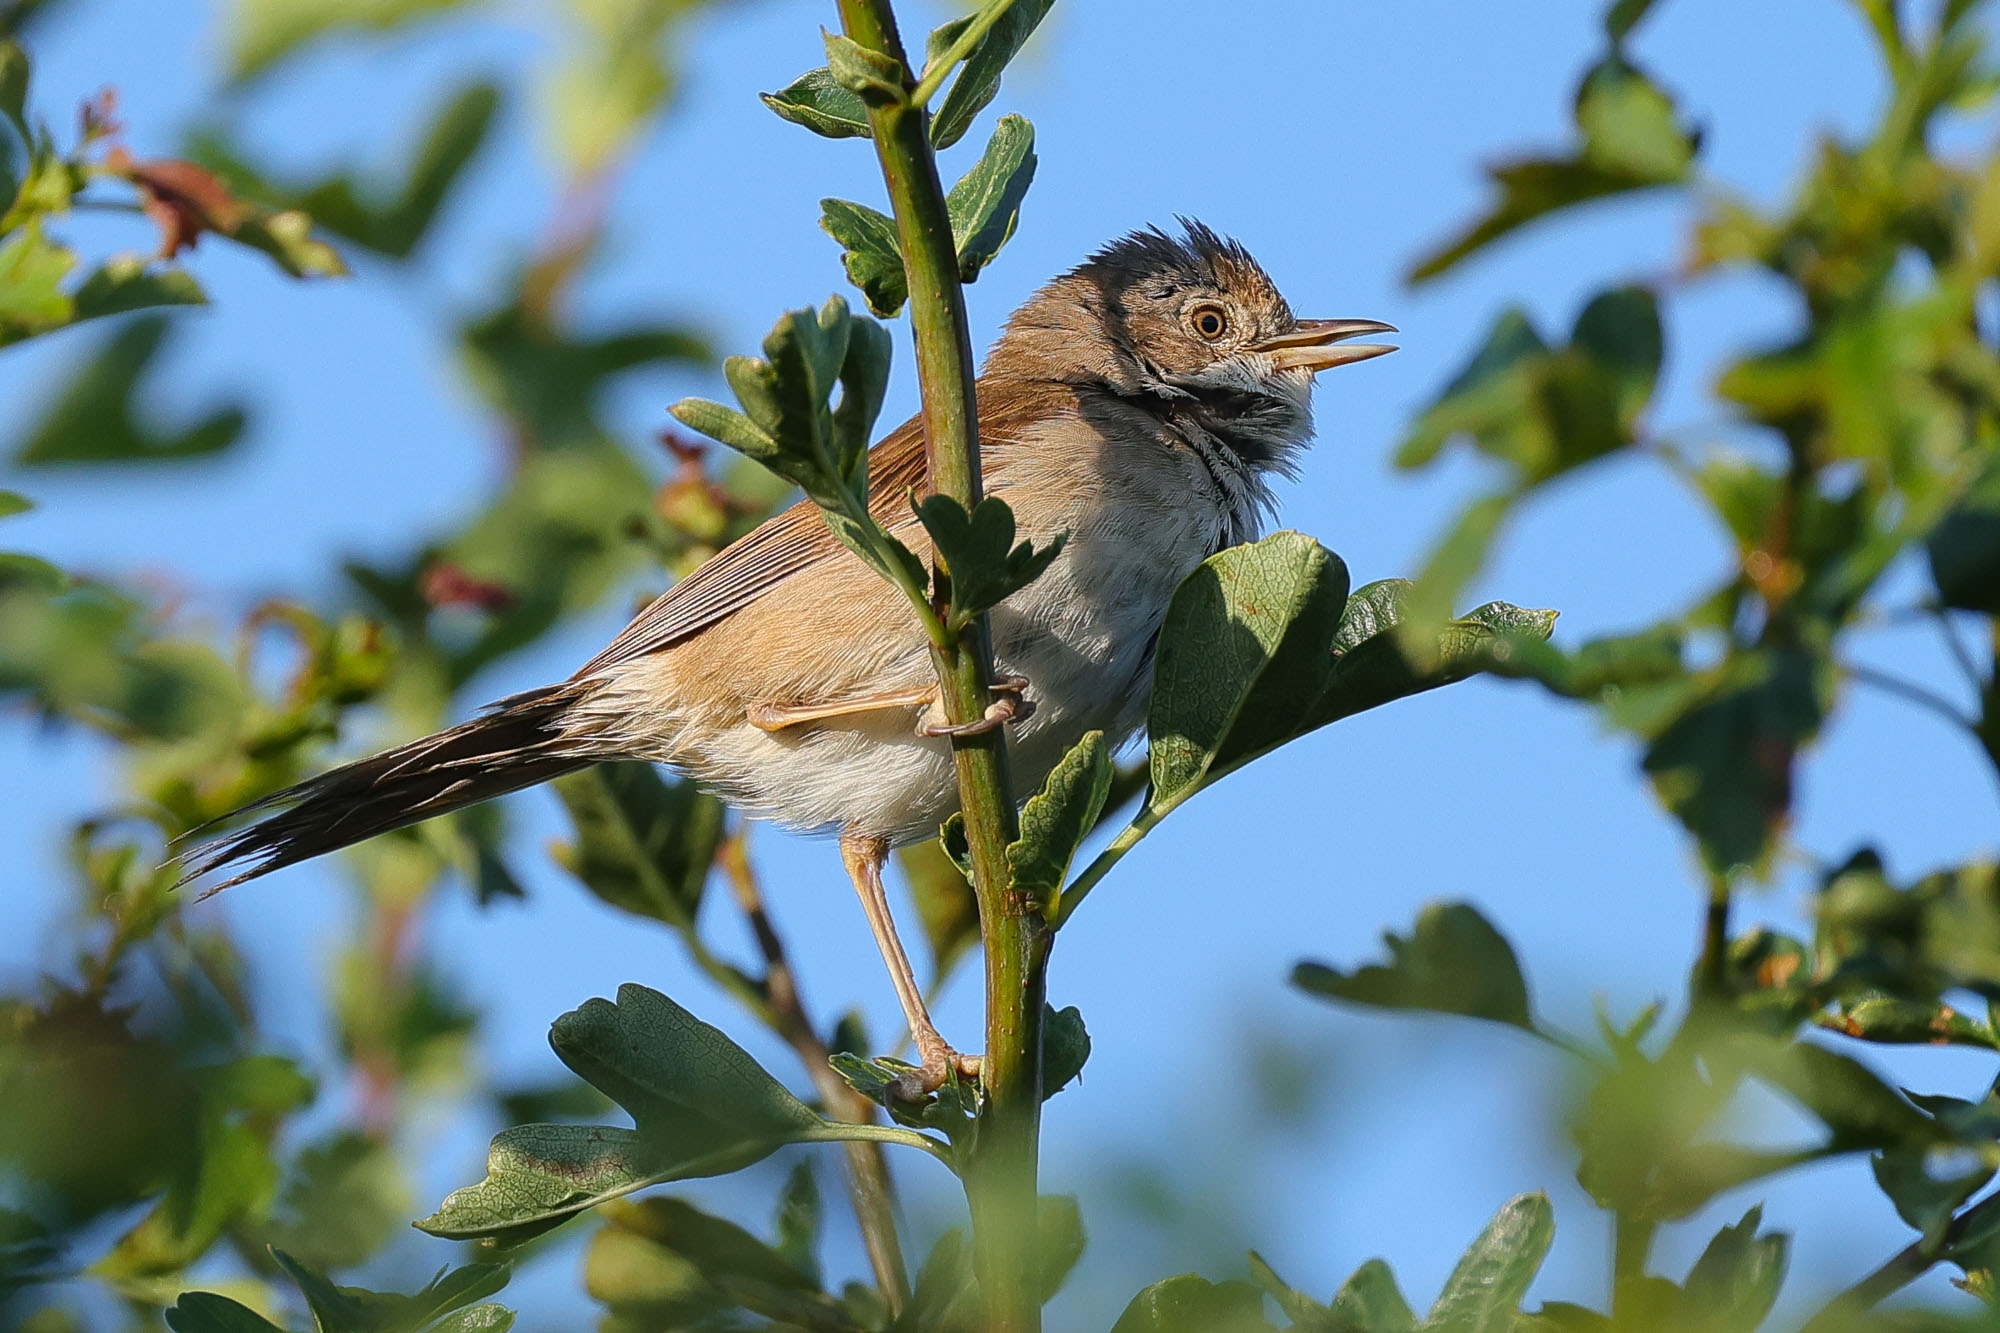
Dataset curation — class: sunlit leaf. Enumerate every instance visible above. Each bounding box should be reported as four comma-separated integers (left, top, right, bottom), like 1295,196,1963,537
1109,1275,1276,1333
1426,1194,1556,1333
930,0,1053,150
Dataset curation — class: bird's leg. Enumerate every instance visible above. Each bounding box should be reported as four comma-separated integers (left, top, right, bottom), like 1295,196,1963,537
748,684,938,732
840,831,981,1101
916,674,1032,738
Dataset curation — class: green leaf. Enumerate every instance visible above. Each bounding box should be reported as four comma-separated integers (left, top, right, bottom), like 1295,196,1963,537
823,31,904,107
1673,1206,1787,1333
1041,1004,1090,1098
12,316,247,465
71,259,206,323
164,1293,288,1333
819,197,907,317
1011,732,1110,916
915,493,1065,631
1928,453,2000,612
1110,1276,1277,1333
95,1117,279,1281
550,984,820,1150
1604,0,1664,41
0,489,29,519
930,0,1054,150
945,113,1036,282
269,1248,509,1333
425,1308,513,1333
551,763,726,930
0,40,28,141
1293,902,1535,1032
1333,1258,1417,1332
1246,1251,1331,1328
227,0,479,83
1316,580,1558,727
772,1161,822,1285
1723,1036,1937,1152
1146,532,1352,812
256,1130,413,1273
225,206,348,279
417,1124,673,1245
1424,1194,1555,1333
584,1195,821,1325
0,224,74,345
762,67,872,139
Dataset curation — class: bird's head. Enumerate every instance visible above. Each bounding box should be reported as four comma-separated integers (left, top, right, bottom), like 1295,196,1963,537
985,220,1395,452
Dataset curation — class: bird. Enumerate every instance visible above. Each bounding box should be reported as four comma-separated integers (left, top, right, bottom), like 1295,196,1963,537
180,221,1395,1095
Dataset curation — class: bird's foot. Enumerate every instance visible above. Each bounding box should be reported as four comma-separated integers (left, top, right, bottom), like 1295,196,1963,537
916,675,1033,738
888,1037,984,1104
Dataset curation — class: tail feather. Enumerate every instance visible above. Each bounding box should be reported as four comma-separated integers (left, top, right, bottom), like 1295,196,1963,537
177,683,596,893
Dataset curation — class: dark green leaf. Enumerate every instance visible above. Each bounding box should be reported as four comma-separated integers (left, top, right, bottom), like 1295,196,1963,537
1605,0,1663,41
549,984,820,1150
1723,1036,1936,1151
773,1161,822,1286
1293,902,1534,1032
1041,1004,1090,1098
71,260,206,322
0,39,27,141
270,1247,509,1333
0,489,29,519
1110,1275,1277,1333
914,493,1065,631
1039,1194,1087,1302
550,762,725,930
12,317,247,464
1012,731,1111,916
256,1131,412,1273
164,1293,288,1333
945,113,1035,281
1425,1194,1555,1333
930,0,1054,150
1314,580,1558,729
1928,453,2000,613
820,198,907,317
1675,1206,1788,1333
762,67,872,139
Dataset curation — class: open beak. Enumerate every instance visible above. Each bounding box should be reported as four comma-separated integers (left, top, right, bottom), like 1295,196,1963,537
1255,318,1398,372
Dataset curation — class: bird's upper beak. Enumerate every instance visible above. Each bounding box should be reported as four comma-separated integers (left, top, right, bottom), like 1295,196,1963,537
1255,318,1398,372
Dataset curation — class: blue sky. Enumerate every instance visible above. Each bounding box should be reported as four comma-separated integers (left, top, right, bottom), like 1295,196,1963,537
4,0,1998,1327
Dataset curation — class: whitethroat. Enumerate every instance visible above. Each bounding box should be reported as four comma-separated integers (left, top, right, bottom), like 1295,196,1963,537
183,221,1396,1093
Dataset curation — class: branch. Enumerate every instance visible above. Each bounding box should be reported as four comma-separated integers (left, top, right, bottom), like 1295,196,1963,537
720,831,911,1311
1800,1187,2000,1330
1843,661,1979,730
830,3,1046,1328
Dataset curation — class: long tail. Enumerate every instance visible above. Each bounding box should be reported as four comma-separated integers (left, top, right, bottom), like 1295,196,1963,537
178,683,597,893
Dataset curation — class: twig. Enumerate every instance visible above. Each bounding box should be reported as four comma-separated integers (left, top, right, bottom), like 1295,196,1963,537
1800,1187,2000,1330
1843,661,1979,730
719,831,910,1312
830,2,1044,1327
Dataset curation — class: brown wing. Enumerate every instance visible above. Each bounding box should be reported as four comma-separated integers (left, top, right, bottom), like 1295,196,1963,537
573,414,931,677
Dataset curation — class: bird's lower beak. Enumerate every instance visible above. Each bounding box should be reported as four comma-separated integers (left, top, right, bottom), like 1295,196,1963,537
1256,318,1399,372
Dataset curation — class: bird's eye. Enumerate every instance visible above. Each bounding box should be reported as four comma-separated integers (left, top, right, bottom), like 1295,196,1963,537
1189,303,1229,341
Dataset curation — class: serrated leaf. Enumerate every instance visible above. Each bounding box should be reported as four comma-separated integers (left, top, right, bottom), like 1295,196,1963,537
269,1248,509,1333
1012,732,1110,916
762,67,872,139
945,113,1035,281
820,197,907,317
1293,902,1535,1032
915,493,1065,630
1041,1004,1089,1097
930,0,1054,150
1674,1206,1788,1333
551,762,726,930
1425,1194,1555,1333
1334,1258,1417,1332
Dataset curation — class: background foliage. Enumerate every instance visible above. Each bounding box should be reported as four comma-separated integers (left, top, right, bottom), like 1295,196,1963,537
2,0,1999,1329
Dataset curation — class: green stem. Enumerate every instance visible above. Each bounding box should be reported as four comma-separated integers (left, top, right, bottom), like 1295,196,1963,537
1051,808,1158,930
1611,1214,1655,1322
1799,1185,2000,1331
908,0,1019,107
833,2,1044,1328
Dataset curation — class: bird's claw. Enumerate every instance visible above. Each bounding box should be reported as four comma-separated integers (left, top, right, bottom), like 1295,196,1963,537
917,675,1033,738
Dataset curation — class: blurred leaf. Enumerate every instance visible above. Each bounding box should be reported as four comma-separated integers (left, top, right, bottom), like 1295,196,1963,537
762,66,871,139
1110,1275,1277,1333
257,1131,413,1273
0,224,72,343
164,1293,288,1333
1245,1252,1328,1328
930,0,1053,150
12,316,247,464
915,492,1064,632
226,0,480,82
270,1248,509,1333
94,1116,278,1282
1333,1258,1417,1332
551,762,725,930
945,113,1035,281
1928,453,2000,613
1724,1036,1937,1152
195,82,499,259
819,197,907,318
1425,1194,1555,1333
71,258,206,322
1673,1206,1787,1333
772,1161,821,1286
0,38,27,139
584,1194,829,1327
1604,0,1663,42
1411,56,1692,280
1293,902,1535,1033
